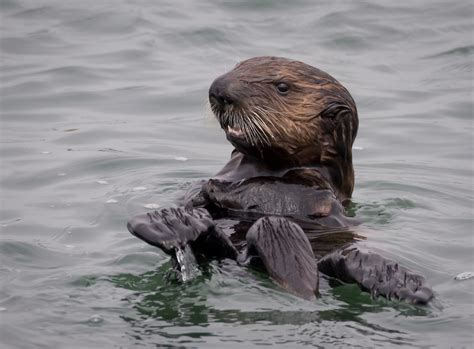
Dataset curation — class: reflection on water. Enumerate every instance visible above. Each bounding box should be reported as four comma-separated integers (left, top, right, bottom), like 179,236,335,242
1,0,473,347
108,260,431,347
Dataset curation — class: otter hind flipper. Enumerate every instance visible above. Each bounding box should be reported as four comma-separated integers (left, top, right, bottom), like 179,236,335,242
317,247,434,305
243,216,319,300
127,207,237,260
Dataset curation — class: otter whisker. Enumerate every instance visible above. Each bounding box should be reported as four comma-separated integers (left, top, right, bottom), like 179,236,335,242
249,109,271,145
249,110,272,146
242,120,254,146
253,106,279,141
244,114,260,147
255,104,287,117
255,110,276,143
242,113,259,146
250,118,266,146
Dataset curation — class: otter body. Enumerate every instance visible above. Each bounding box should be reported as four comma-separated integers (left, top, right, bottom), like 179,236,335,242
128,57,433,304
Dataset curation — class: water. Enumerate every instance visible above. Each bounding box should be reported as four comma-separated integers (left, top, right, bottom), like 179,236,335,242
1,0,472,347
175,245,200,282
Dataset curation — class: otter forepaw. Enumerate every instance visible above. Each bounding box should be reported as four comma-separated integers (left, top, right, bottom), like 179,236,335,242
318,247,434,305
382,271,433,305
127,207,237,260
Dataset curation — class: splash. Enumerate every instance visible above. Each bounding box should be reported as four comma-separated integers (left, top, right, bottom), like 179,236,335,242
175,244,200,282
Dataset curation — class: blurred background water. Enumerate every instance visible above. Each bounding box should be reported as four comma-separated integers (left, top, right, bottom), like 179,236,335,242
1,0,473,348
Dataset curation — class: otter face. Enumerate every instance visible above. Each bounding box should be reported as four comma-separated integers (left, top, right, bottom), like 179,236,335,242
209,56,358,171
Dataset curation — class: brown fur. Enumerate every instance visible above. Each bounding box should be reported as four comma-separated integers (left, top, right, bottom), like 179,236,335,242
209,56,359,199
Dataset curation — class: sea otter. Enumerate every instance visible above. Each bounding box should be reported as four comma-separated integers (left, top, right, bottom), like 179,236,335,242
127,57,433,304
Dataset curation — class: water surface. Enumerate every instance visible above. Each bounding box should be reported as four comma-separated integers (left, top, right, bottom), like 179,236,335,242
1,0,473,347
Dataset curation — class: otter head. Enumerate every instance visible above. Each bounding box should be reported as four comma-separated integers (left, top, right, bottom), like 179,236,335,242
209,56,358,199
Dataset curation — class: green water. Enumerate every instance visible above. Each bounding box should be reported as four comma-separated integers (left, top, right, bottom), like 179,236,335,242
1,0,473,347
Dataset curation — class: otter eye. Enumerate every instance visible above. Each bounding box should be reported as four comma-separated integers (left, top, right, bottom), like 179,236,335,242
276,82,289,95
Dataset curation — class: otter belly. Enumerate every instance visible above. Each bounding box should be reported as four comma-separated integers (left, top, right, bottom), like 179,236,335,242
189,172,358,229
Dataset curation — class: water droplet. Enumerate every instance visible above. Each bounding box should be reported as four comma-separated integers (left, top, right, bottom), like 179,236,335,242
174,156,188,161
96,180,108,185
65,245,74,249
132,186,147,191
40,151,51,154
455,272,474,281
353,146,364,150
144,203,160,209
106,199,118,204
87,314,103,325
57,172,66,176
175,245,200,282
0,307,6,312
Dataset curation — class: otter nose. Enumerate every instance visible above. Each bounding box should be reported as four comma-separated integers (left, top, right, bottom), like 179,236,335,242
209,76,235,108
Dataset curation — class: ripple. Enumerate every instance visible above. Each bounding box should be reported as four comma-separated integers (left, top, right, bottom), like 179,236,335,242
0,240,75,270
426,45,474,58
1,0,472,347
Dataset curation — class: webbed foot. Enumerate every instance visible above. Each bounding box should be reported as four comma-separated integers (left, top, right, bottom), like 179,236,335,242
241,216,319,300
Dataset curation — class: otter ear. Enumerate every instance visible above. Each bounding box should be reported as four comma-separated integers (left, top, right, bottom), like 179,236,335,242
319,104,357,198
321,104,358,150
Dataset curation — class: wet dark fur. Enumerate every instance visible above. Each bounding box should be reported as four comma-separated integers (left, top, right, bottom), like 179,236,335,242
209,56,358,200
128,56,433,304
